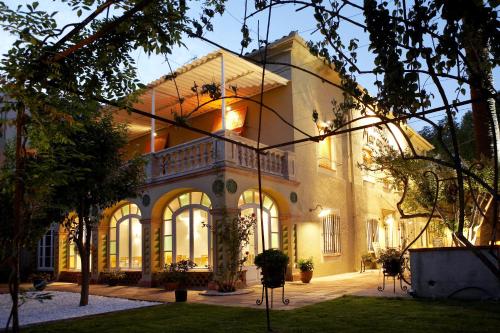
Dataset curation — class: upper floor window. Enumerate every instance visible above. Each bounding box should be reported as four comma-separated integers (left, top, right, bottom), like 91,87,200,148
238,190,280,265
366,218,379,252
322,213,341,255
318,136,335,170
109,203,142,269
163,192,212,268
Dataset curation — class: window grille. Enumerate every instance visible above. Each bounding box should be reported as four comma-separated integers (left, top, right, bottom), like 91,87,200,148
322,213,341,254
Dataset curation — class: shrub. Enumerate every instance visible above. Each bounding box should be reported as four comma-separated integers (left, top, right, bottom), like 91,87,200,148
297,257,314,272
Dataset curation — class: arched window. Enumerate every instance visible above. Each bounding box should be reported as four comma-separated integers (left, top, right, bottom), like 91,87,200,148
163,192,212,268
109,203,142,269
238,190,280,264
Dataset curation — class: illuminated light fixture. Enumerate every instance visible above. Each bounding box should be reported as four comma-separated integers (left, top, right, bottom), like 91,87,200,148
225,109,243,130
309,204,331,218
153,132,157,137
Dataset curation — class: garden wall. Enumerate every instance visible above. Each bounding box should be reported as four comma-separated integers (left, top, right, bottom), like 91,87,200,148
410,246,500,299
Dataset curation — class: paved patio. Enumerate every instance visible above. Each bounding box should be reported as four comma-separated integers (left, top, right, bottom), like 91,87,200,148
27,270,410,310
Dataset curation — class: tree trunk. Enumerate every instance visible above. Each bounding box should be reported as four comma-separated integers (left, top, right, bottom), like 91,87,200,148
76,214,92,306
80,249,90,306
9,103,25,333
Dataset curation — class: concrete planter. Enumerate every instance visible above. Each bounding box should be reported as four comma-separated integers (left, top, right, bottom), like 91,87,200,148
410,246,500,299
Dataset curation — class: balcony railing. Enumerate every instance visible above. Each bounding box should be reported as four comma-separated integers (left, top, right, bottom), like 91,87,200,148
145,130,295,182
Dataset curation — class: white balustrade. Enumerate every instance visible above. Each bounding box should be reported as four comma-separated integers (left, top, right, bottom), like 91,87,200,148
147,130,295,182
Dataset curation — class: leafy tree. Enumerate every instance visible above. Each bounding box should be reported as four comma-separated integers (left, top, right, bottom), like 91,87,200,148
52,109,145,306
419,111,476,161
0,127,65,331
0,0,226,330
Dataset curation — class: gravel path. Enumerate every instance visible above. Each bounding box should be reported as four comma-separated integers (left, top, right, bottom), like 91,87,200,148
0,291,161,328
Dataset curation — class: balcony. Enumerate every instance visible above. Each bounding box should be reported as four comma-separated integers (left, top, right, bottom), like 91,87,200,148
145,130,295,182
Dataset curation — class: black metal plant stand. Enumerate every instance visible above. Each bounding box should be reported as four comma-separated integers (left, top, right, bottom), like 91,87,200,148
256,268,289,308
377,259,408,293
256,284,289,308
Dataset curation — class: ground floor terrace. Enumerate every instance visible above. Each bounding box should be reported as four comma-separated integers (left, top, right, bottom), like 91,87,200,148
2,271,499,333
3,271,408,311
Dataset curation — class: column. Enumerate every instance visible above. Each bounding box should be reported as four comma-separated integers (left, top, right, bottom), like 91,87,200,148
220,53,226,130
138,218,152,287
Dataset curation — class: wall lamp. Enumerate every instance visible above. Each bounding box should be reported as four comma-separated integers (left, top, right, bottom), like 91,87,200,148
309,204,331,218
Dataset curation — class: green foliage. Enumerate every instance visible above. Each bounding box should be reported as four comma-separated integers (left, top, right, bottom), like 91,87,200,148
419,111,476,161
376,248,402,264
208,211,256,292
161,260,196,286
254,249,289,270
297,257,314,272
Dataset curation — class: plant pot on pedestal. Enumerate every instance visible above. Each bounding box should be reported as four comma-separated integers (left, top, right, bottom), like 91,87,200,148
175,289,188,302
164,282,179,291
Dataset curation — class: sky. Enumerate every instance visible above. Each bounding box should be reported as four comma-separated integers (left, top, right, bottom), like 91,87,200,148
0,0,498,132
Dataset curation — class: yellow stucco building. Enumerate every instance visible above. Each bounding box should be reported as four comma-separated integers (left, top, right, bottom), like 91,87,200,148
35,32,436,286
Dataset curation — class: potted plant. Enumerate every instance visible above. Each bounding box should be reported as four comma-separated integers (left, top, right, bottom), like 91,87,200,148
377,248,403,276
105,269,126,286
166,260,196,302
29,272,51,291
297,257,314,283
156,266,179,291
254,249,289,288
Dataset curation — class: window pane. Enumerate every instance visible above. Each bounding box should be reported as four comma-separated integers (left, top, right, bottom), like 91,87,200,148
131,218,142,269
113,209,123,222
179,193,189,207
119,220,129,268
241,209,256,266
271,233,279,249
109,241,116,255
122,204,130,216
263,196,273,210
169,198,180,212
256,209,270,252
164,208,172,221
110,217,117,228
176,210,190,262
110,254,117,268
130,203,139,215
164,220,172,235
244,190,253,204
270,205,278,218
193,209,209,267
110,227,116,241
263,211,270,249
271,217,279,232
191,192,202,205
201,193,211,207
164,235,172,251
164,252,172,266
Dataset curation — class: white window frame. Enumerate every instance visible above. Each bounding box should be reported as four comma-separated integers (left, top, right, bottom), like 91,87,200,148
37,224,56,271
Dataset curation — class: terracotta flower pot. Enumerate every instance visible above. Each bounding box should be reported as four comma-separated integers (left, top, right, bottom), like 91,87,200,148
300,270,313,283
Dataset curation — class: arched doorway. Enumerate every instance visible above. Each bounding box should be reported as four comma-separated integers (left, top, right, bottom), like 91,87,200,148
162,191,212,268
109,202,142,269
238,189,280,265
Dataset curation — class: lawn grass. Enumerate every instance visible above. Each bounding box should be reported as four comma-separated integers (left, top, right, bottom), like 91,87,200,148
24,296,500,333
